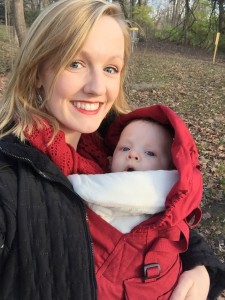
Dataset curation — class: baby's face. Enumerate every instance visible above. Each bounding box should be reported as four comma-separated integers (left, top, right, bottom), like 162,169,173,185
111,120,173,172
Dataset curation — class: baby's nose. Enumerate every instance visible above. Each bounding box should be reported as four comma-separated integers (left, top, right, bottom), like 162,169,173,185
128,151,140,161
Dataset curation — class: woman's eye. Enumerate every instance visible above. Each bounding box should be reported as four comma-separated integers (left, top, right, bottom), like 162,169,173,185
122,147,130,152
104,66,118,74
146,151,155,157
69,61,82,69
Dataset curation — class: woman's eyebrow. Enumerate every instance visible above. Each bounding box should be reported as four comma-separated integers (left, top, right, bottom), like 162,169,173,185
78,50,124,61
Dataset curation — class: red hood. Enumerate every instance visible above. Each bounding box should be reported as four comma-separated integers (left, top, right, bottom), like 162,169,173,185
105,104,202,228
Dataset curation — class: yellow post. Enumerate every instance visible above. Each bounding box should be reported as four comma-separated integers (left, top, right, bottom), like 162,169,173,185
130,27,139,53
212,32,220,64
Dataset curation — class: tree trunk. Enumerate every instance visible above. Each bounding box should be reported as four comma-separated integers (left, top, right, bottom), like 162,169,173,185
5,0,9,29
183,0,190,45
131,0,136,19
218,0,225,33
171,0,182,25
13,0,26,45
117,0,129,19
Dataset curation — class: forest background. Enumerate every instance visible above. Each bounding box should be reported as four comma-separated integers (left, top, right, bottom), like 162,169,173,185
0,0,225,298
1,0,225,51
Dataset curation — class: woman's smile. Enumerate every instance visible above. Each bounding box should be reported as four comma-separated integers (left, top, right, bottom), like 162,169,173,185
71,101,102,114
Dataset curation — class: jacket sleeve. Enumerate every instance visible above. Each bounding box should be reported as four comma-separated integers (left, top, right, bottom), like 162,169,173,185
0,160,18,272
0,207,6,256
181,229,225,300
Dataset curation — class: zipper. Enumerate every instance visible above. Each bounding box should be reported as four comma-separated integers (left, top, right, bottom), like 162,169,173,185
0,146,97,299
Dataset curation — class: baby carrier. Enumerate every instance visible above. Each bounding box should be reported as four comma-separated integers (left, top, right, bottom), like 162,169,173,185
89,104,203,299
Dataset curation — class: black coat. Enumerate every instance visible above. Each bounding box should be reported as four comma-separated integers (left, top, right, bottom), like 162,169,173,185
0,135,96,300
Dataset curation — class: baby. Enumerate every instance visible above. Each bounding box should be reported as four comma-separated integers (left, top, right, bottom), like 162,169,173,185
68,118,179,233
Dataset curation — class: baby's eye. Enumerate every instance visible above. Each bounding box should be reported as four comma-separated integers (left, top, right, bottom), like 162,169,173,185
104,66,118,74
69,61,83,69
122,147,130,152
145,151,155,157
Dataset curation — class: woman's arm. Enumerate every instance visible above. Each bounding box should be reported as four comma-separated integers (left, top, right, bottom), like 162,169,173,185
171,229,225,300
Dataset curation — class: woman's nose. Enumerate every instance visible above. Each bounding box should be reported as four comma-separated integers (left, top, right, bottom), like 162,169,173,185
83,69,106,96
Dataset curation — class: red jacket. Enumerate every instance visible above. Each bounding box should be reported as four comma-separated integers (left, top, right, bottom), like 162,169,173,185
88,104,203,300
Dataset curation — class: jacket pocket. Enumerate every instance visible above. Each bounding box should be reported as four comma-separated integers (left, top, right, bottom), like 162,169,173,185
124,278,174,300
124,255,181,300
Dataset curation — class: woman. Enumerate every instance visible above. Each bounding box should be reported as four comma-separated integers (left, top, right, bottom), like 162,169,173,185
0,0,223,299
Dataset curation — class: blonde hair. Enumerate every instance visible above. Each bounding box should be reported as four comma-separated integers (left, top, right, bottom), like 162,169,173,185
0,0,131,140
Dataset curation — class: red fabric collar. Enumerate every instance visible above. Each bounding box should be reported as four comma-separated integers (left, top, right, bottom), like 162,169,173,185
105,104,203,227
25,123,108,176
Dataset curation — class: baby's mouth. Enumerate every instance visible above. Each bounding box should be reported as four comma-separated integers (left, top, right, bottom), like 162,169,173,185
127,168,135,172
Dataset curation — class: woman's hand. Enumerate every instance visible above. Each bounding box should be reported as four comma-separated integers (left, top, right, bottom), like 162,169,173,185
170,266,210,300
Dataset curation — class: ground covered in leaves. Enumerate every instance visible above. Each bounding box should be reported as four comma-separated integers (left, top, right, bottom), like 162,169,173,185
127,41,225,298
0,40,224,298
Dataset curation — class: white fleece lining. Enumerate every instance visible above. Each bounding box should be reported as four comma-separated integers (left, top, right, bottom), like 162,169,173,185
68,170,179,233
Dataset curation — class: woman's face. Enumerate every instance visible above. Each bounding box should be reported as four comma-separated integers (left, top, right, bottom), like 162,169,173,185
38,15,124,146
